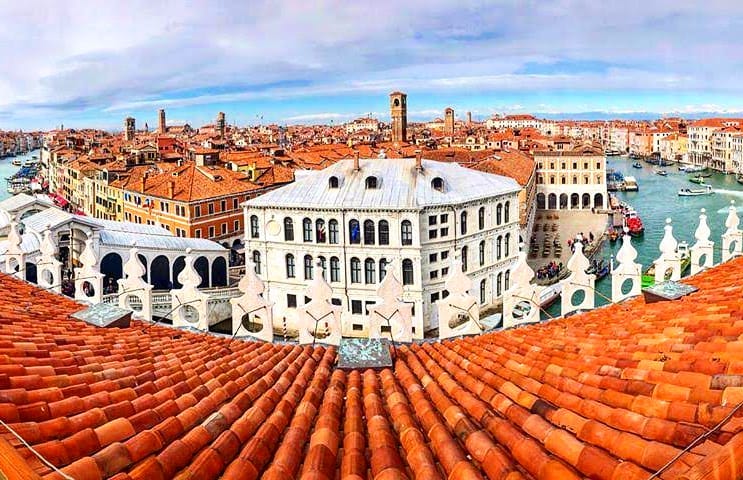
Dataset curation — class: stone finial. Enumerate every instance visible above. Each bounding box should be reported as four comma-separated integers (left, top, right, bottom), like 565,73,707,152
658,218,678,258
40,226,56,258
694,208,711,244
6,221,21,252
445,259,471,297
725,200,740,235
79,238,98,269
509,242,535,290
306,262,333,304
238,260,265,297
567,239,590,274
123,245,145,280
615,227,637,265
377,260,403,301
177,248,202,289
369,260,414,342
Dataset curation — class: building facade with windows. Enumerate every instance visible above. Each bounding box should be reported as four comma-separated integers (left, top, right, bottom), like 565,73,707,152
243,156,521,339
534,142,607,211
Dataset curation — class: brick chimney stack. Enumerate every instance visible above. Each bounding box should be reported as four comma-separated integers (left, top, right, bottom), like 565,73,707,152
415,150,422,171
168,181,175,199
353,150,360,171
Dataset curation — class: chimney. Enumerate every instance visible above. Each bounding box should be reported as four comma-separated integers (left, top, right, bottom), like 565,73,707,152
140,173,146,192
168,181,175,199
415,150,422,171
353,150,360,171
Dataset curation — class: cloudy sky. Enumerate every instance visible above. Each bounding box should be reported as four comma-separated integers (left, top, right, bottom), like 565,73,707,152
1,0,742,130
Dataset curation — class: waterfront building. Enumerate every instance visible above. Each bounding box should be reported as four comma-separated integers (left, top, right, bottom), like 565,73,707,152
534,141,607,210
486,114,542,131
243,154,521,338
659,133,688,164
687,118,743,170
710,127,740,173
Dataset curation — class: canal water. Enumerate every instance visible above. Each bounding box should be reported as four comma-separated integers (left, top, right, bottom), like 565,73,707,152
0,150,41,202
545,156,743,317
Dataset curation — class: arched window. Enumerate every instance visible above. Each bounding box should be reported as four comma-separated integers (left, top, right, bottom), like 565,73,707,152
378,220,389,245
365,176,378,189
318,256,327,279
363,220,375,244
316,219,326,243
431,177,444,192
480,279,486,304
349,219,360,244
379,258,388,282
401,220,413,246
462,246,468,272
402,259,414,285
504,233,511,257
364,258,376,284
330,257,340,282
497,272,503,296
460,211,467,235
329,176,339,189
329,219,339,244
504,270,510,290
304,255,313,280
250,215,259,238
478,207,485,230
504,201,510,223
350,257,361,283
252,250,261,274
496,204,503,225
283,217,294,241
479,241,485,266
497,235,503,260
285,254,295,278
302,218,312,242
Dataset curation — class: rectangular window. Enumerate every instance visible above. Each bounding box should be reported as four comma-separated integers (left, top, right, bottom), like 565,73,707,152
209,226,215,238
442,267,449,276
233,198,238,209
234,220,240,232
287,294,297,308
195,229,201,238
365,301,376,314
429,271,438,280
428,215,437,225
351,300,362,314
331,298,342,306
440,227,449,237
429,253,437,263
208,203,214,215
441,250,449,260
221,223,227,234
431,292,440,304
428,229,437,240
221,200,226,212
195,205,201,217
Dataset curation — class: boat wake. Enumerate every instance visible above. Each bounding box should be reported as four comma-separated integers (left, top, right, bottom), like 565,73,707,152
713,188,743,198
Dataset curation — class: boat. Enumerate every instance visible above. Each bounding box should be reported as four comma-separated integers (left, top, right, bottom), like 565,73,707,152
608,229,619,242
680,164,706,173
11,158,22,166
624,209,644,237
689,176,706,185
678,185,714,196
632,162,642,168
586,259,609,281
737,173,743,185
606,149,621,156
623,176,639,192
655,170,668,176
641,242,691,288
538,283,561,309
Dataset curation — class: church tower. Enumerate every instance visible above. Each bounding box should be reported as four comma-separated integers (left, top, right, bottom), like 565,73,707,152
444,107,454,136
390,91,407,143
124,117,135,141
158,109,166,134
216,112,226,139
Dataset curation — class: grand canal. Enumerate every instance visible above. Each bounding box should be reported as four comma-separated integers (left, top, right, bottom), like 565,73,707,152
546,156,743,317
0,150,40,202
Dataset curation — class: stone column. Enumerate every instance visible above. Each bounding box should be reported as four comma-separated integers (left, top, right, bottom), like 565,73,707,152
118,245,153,321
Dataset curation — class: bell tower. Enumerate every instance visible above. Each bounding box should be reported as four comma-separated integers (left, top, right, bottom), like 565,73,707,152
389,91,407,143
444,107,454,136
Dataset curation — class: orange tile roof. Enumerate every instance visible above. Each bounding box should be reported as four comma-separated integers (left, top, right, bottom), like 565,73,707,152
2,257,743,478
472,150,535,186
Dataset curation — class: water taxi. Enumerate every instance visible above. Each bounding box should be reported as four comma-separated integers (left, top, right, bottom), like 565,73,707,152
678,185,714,196
623,176,639,191
655,170,668,176
11,158,22,166
632,162,642,168
625,210,644,237
689,176,707,185
641,242,691,288
679,164,706,173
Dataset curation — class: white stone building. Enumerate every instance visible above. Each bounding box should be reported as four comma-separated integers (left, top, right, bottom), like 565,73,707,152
243,156,521,338
534,142,607,211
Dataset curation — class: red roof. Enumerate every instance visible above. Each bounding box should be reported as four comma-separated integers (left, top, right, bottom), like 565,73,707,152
1,257,743,478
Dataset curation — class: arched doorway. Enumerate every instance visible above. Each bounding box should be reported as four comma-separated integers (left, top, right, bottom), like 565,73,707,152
560,194,569,209
172,256,185,289
582,193,591,209
195,256,210,288
536,193,545,209
548,193,557,209
570,193,579,209
25,262,37,284
211,257,227,287
594,193,604,209
101,252,123,286
150,255,171,290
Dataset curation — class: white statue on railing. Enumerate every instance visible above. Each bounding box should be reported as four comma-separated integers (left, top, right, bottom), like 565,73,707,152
653,218,682,284
610,228,642,303
230,260,274,342
368,261,414,342
560,235,595,316
171,249,209,330
298,262,342,346
37,226,62,293
437,259,482,339
502,243,540,328
690,208,714,275
118,244,153,320
722,201,743,262
74,238,103,304
4,221,24,278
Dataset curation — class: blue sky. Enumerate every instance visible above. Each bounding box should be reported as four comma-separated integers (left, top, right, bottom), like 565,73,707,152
1,0,743,130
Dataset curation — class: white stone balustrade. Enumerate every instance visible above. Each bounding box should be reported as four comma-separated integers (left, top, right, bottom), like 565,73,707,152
368,261,414,343
171,249,210,330
560,236,595,316
437,259,482,339
690,208,714,274
502,243,540,328
118,245,153,320
298,262,342,346
610,228,642,303
230,260,274,342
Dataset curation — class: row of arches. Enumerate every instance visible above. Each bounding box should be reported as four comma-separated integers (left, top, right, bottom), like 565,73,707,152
536,192,604,210
100,253,227,291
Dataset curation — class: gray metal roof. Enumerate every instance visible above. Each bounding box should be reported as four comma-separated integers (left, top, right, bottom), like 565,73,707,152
0,233,41,255
246,158,520,210
98,230,226,252
0,193,53,213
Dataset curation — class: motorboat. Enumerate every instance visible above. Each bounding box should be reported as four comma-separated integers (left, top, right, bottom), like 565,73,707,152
624,208,644,236
632,162,642,168
623,176,639,191
689,176,707,185
11,158,22,166
641,242,691,288
737,173,743,186
678,185,714,196
655,170,668,176
586,259,609,280
538,283,561,309
679,164,706,173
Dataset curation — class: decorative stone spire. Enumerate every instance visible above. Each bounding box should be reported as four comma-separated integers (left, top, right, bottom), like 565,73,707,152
177,249,202,290
298,261,342,345
39,226,56,259
118,243,153,320
5,221,24,277
75,236,104,303
445,259,472,297
502,243,540,328
691,208,714,274
38,225,62,292
79,238,98,270
561,237,595,315
438,258,481,339
123,245,146,281
231,260,274,341
653,218,682,283
369,260,414,342
722,200,743,262
611,227,642,303
658,218,678,259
